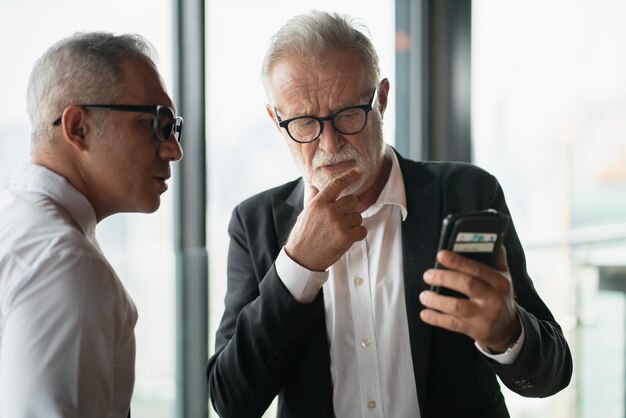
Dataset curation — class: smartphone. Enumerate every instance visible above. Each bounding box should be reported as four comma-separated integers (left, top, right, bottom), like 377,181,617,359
430,209,510,297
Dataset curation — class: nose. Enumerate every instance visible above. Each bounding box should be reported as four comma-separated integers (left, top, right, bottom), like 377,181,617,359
317,120,343,154
159,138,183,161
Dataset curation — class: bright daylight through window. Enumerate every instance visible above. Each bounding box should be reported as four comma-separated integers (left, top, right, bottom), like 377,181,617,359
474,1,626,417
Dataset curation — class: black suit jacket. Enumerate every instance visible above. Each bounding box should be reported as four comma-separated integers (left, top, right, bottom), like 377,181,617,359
207,152,572,418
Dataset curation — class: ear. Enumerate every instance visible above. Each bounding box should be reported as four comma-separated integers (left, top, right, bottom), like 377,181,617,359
265,103,281,131
376,78,391,117
59,105,91,152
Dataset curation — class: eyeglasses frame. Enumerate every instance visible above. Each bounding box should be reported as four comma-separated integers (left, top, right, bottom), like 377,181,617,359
274,88,377,144
52,104,183,143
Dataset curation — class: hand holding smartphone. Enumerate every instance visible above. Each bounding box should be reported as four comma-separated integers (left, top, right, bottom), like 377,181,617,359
431,209,510,297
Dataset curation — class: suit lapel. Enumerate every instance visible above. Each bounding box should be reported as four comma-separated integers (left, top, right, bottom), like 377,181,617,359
398,153,441,412
271,179,305,249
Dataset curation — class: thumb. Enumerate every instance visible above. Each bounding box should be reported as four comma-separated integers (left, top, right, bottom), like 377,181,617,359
495,245,509,272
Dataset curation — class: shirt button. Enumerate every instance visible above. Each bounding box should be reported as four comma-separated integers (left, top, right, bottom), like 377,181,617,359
354,277,364,286
367,400,377,410
361,339,370,348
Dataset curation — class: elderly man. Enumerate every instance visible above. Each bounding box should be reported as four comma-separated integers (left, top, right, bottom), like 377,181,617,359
207,10,571,418
0,32,183,417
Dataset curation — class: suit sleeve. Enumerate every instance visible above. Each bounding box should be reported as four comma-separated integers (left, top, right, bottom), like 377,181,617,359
207,205,325,418
479,173,573,397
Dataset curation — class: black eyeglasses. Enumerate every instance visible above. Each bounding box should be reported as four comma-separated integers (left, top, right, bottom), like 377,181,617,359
52,104,183,143
275,89,376,143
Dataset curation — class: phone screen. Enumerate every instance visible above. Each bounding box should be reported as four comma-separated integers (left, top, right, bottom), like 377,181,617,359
431,209,510,296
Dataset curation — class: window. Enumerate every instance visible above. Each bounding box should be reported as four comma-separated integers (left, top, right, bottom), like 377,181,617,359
474,1,626,416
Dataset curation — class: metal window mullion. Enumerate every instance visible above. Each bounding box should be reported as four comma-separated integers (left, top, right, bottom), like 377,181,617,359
395,0,471,163
173,0,208,417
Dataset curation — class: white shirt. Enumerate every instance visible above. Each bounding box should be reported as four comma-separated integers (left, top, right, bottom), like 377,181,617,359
276,145,524,417
0,163,137,418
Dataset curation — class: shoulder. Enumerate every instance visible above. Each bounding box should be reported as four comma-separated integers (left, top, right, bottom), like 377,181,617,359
0,191,97,264
395,153,497,188
423,161,496,186
394,152,505,211
0,193,121,309
394,150,494,179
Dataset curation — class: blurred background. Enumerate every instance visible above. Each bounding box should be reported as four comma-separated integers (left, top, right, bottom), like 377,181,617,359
0,0,624,417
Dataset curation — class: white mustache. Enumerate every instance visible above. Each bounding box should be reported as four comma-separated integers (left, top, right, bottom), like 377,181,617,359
313,145,360,167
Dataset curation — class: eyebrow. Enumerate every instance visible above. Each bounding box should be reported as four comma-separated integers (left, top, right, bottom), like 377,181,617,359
279,94,370,119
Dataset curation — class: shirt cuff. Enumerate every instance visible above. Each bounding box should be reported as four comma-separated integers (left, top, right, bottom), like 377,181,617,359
275,247,329,303
475,315,525,365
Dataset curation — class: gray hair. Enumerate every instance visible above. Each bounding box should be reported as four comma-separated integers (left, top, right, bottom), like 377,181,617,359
27,32,158,146
261,10,381,98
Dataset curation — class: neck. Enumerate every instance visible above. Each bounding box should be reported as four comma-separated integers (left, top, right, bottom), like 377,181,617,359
31,151,106,223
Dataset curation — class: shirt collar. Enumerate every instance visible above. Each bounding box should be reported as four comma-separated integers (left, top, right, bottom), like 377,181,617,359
303,144,408,220
10,162,97,238
361,145,407,220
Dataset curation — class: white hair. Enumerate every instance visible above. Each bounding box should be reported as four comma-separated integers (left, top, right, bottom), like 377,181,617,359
261,10,381,96
27,32,158,147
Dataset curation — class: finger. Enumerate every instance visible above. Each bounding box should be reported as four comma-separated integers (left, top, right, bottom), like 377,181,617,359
423,268,490,299
317,167,362,202
494,245,509,272
349,224,368,241
436,250,499,288
335,194,359,213
344,211,363,227
419,290,477,318
436,250,512,296
419,307,469,335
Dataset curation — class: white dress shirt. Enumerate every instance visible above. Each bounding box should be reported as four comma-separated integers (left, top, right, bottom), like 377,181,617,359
276,145,524,417
0,163,137,418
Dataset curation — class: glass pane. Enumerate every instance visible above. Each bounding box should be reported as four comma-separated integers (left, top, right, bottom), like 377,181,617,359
206,2,395,416
0,2,176,417
473,1,626,417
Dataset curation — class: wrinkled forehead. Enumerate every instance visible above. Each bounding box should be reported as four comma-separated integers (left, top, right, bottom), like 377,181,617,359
267,53,369,108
